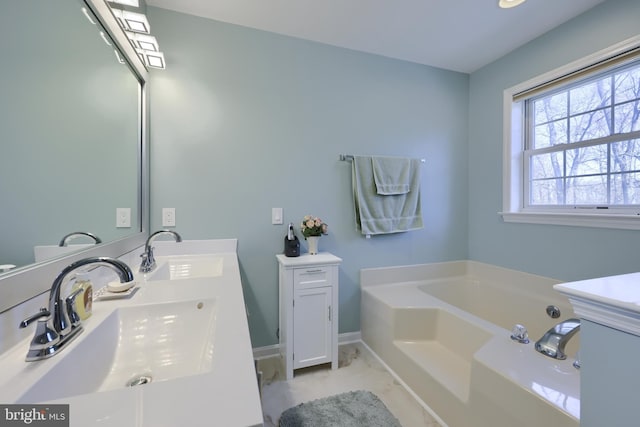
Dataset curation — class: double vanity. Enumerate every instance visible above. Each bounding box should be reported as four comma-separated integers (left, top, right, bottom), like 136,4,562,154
0,239,263,427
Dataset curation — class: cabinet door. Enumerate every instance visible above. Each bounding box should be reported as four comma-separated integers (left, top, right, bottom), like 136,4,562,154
293,286,332,370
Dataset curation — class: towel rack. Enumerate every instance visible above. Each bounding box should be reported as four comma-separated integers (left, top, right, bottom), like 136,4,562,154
339,154,425,163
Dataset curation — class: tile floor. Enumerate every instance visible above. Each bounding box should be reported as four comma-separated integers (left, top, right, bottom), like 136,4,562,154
257,342,443,427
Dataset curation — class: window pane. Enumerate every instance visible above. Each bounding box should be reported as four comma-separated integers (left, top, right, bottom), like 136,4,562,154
611,172,640,204
566,145,607,177
611,139,640,172
566,175,607,204
534,92,567,124
523,57,640,211
534,120,567,148
530,179,563,205
569,109,611,142
614,102,640,133
530,152,564,179
614,66,640,104
570,78,611,115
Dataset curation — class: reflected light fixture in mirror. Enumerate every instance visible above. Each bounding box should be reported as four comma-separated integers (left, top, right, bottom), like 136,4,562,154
107,0,139,7
499,0,526,8
109,6,166,69
110,9,150,33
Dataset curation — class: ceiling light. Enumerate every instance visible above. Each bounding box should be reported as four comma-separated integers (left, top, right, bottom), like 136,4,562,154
499,0,526,8
137,49,165,69
106,0,140,7
111,9,150,33
126,32,159,52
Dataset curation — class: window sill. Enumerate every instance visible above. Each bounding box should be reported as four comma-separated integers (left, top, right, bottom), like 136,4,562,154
500,211,640,230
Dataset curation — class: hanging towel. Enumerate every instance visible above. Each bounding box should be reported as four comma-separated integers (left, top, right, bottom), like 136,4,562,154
352,156,423,235
372,156,411,195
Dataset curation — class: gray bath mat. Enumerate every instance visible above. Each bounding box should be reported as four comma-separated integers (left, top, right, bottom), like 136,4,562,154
279,390,402,427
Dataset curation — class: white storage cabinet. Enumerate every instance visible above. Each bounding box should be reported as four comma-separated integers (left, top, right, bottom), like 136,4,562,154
276,253,342,380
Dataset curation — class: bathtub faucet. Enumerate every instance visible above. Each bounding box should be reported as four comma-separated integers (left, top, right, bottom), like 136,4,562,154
534,318,580,360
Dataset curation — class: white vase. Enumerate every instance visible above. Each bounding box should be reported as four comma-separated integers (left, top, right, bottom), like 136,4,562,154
307,236,319,255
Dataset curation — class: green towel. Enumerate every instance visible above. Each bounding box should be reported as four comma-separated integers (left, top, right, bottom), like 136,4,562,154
352,156,423,235
372,156,411,195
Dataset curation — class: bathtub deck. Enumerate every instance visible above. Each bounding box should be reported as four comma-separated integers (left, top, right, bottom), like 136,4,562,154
394,340,470,402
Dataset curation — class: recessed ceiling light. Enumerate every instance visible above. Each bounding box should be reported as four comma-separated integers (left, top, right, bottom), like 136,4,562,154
499,0,526,8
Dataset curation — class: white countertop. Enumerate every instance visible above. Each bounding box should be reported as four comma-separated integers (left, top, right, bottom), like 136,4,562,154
0,241,263,427
276,252,342,268
554,272,640,336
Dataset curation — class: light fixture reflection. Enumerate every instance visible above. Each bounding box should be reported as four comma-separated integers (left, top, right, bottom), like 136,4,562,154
137,49,166,69
499,0,526,8
126,32,159,52
81,7,96,25
111,9,150,33
107,0,140,6
114,49,125,64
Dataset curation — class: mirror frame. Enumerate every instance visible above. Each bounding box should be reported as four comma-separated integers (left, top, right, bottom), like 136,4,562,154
0,0,150,314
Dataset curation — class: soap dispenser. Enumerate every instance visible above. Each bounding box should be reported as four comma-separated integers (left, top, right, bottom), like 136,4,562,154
72,272,93,320
284,223,300,257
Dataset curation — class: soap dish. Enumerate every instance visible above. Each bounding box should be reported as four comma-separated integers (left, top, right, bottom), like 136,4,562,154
107,279,136,293
94,285,138,301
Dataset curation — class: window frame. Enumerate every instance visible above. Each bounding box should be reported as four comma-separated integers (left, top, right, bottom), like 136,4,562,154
501,35,640,230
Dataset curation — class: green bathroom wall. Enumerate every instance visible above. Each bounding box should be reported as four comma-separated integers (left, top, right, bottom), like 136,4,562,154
147,7,469,347
468,0,640,281
0,0,139,269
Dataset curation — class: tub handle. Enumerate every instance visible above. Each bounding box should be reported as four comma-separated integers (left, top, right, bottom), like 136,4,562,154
510,324,530,344
546,305,561,319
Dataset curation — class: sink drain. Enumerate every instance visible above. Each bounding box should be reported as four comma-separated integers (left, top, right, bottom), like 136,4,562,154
126,375,152,387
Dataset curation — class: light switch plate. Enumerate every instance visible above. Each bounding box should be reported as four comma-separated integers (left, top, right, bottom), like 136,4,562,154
162,208,176,227
116,208,131,228
272,208,283,225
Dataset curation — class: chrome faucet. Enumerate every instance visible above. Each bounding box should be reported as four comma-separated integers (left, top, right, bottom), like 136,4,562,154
19,257,133,362
139,230,182,273
58,231,102,247
534,318,580,360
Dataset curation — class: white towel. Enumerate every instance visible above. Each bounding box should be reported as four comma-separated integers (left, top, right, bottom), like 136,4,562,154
371,156,411,195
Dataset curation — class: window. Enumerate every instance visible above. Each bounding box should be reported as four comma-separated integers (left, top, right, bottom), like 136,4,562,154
502,36,640,229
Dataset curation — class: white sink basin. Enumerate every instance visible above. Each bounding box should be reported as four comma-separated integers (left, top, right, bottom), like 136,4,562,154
17,298,217,403
145,255,224,281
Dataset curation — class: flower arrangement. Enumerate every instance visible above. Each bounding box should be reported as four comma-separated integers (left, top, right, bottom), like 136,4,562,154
301,215,328,238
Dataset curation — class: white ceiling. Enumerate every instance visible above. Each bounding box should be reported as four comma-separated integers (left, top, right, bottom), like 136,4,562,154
145,0,606,73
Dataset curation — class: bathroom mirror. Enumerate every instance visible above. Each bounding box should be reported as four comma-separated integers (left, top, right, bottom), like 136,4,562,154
0,0,149,313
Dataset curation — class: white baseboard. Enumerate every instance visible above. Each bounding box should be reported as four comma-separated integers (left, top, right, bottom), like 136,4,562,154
252,343,280,360
338,331,362,344
252,331,362,360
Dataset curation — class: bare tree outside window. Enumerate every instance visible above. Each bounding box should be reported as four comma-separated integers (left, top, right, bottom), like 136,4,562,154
527,63,640,207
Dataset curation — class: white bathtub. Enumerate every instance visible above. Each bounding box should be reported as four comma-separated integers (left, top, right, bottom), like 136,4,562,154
360,261,580,427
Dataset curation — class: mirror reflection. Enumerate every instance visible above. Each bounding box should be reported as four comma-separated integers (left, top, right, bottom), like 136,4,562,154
0,0,141,273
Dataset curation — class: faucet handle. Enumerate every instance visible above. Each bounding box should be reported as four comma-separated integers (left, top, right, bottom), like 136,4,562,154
20,308,60,351
65,288,84,327
19,307,50,328
510,324,530,344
